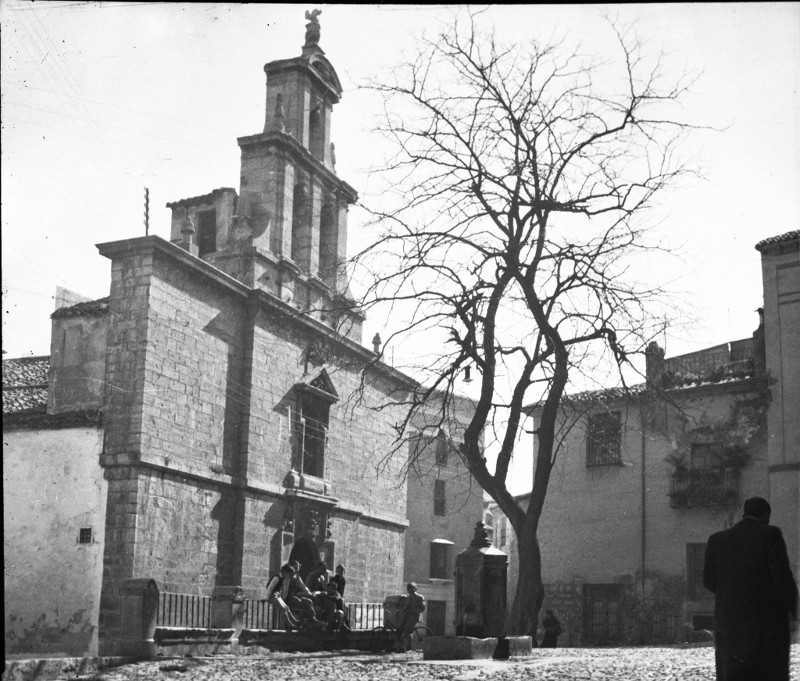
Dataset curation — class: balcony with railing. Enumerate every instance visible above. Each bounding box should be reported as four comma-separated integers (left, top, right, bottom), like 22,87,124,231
646,331,765,389
669,468,740,508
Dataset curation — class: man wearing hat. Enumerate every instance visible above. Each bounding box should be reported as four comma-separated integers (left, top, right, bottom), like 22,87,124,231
703,496,797,680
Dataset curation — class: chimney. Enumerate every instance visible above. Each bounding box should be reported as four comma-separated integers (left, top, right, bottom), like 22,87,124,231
645,341,665,387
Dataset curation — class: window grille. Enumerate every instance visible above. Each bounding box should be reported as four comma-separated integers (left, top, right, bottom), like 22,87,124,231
670,444,739,508
78,527,93,544
583,583,623,642
586,411,622,466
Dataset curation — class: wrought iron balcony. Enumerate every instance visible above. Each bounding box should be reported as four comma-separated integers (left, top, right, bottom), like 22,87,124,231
669,468,740,508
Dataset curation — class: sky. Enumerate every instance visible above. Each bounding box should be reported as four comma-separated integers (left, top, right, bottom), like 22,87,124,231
2,2,799,493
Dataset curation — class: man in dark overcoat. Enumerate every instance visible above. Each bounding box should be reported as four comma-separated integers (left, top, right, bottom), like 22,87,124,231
703,496,798,681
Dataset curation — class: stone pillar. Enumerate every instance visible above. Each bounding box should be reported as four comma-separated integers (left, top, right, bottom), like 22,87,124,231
455,521,508,638
117,578,160,658
211,586,246,643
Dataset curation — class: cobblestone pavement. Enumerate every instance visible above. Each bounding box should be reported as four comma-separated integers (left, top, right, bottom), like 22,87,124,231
76,644,800,681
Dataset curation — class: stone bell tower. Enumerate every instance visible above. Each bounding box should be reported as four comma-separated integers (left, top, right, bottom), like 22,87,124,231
167,9,362,342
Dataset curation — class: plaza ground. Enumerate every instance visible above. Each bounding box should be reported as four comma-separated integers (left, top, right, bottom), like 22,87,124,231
47,644,800,681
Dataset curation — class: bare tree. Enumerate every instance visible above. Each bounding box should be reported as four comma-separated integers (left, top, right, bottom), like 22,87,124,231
352,14,701,636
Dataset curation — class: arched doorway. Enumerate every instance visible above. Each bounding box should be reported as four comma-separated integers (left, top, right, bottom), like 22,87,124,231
288,537,320,582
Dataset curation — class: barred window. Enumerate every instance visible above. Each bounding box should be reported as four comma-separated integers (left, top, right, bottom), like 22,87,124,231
433,479,446,516
587,411,622,466
583,583,623,643
78,527,93,544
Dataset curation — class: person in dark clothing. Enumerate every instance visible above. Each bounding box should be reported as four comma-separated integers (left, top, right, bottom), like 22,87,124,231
264,563,319,627
330,564,346,598
540,609,562,648
703,496,798,681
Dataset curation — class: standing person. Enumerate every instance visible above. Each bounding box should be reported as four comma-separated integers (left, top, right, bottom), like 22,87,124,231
540,609,562,648
330,564,347,598
703,496,798,681
395,582,426,652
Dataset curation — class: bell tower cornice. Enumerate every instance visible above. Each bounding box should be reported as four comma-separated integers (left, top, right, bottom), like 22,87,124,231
237,130,357,205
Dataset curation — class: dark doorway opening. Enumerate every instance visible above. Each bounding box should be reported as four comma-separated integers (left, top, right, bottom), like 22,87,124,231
289,537,320,582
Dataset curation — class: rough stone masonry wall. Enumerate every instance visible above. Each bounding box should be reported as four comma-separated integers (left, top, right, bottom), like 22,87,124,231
238,303,409,603
99,239,412,647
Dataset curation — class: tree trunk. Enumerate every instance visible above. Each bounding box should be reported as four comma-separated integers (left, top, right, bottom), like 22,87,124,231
508,518,544,639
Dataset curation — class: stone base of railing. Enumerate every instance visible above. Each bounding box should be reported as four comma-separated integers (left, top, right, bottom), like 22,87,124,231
153,627,237,656
422,636,533,660
238,629,396,653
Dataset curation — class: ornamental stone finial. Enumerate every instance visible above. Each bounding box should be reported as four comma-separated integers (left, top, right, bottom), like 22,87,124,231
304,9,322,46
470,521,492,548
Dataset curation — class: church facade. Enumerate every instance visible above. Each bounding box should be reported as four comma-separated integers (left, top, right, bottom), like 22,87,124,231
3,15,483,656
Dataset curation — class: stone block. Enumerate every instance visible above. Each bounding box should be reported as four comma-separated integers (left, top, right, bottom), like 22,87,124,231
422,636,498,660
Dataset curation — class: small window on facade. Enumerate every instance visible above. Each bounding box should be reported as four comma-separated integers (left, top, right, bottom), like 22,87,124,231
78,527,93,544
197,209,216,256
429,541,452,579
587,411,622,466
433,479,446,516
686,543,713,600
435,431,449,467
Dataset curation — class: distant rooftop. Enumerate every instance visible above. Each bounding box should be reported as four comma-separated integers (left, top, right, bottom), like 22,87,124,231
755,230,799,252
51,297,109,318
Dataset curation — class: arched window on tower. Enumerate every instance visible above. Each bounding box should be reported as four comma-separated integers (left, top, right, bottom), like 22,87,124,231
291,183,308,264
308,103,324,162
319,197,336,285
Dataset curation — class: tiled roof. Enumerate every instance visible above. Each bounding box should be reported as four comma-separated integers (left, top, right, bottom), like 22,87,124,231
51,297,109,318
166,187,237,209
755,230,799,251
2,356,49,414
3,386,48,414
2,355,49,386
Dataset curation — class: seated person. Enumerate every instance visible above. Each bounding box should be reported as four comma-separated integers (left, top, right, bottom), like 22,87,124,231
306,560,330,592
330,564,346,598
314,582,345,631
264,563,319,628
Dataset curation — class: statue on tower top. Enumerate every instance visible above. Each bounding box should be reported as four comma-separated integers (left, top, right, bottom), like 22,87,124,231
304,9,322,46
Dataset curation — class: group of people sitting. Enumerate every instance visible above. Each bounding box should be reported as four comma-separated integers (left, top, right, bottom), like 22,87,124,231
263,560,348,631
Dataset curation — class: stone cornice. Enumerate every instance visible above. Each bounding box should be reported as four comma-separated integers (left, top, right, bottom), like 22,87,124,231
96,236,417,392
249,287,417,390
237,131,358,204
97,236,250,298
